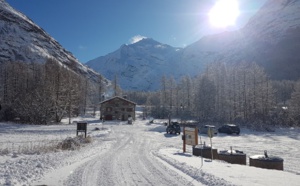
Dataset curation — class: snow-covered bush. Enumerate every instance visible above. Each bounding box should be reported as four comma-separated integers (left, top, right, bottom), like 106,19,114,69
56,135,92,151
57,137,81,150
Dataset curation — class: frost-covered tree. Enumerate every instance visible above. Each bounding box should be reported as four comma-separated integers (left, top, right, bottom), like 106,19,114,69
272,80,295,106
0,59,89,124
288,81,300,126
194,74,216,122
178,75,194,118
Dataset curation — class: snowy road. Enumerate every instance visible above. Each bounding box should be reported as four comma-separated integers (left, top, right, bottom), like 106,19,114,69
65,123,197,186
1,116,300,186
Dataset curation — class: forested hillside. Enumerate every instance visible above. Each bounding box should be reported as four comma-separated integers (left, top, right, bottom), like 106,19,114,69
0,59,106,124
127,62,300,128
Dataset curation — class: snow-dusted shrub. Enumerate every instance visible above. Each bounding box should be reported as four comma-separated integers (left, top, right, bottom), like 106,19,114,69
0,136,93,155
0,141,59,155
56,135,92,151
57,137,81,150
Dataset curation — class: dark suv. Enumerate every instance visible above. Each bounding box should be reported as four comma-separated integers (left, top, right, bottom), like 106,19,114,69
218,124,240,135
166,122,181,135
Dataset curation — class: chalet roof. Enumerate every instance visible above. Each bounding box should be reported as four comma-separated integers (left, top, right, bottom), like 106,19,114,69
100,96,137,105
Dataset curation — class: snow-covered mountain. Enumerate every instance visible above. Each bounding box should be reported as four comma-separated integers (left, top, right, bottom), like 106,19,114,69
87,38,183,91
238,0,300,80
0,0,106,84
87,0,300,91
185,0,300,80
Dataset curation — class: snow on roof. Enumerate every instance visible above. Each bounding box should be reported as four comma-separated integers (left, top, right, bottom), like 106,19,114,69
100,96,136,105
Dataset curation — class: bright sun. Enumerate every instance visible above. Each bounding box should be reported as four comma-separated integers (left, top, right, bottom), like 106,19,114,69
208,0,240,28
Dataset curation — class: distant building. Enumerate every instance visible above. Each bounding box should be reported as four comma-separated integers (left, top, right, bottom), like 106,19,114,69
100,96,136,121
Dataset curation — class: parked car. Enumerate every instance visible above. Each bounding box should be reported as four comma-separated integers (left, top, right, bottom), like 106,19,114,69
166,122,181,135
199,125,218,135
218,124,240,135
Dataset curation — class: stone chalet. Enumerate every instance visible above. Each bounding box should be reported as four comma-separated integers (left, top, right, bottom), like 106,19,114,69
100,96,136,121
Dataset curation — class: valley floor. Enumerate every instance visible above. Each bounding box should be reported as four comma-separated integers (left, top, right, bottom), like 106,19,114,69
0,113,300,186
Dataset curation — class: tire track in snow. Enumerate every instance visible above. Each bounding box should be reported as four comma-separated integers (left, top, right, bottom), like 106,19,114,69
132,134,193,185
65,124,195,186
113,132,190,186
65,131,129,186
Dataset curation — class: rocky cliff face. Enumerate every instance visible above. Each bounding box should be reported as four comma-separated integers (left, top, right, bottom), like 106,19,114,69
87,0,300,90
0,0,105,83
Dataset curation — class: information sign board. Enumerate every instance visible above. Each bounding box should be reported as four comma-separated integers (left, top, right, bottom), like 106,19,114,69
184,127,198,146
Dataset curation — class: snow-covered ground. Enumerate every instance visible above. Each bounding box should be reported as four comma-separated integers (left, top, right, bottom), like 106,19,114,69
0,112,299,186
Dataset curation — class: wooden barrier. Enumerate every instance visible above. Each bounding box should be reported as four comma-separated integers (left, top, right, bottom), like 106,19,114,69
218,150,246,165
193,146,218,159
249,155,283,170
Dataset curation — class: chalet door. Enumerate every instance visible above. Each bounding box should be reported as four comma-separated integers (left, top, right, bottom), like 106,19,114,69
122,114,125,121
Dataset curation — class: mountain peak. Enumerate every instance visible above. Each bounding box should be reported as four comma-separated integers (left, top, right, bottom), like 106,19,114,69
86,37,181,90
130,37,161,46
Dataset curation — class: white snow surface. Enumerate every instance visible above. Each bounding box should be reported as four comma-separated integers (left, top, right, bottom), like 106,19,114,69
0,111,300,186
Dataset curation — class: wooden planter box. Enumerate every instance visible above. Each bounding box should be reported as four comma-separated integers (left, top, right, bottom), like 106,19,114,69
193,146,218,159
249,155,284,170
218,150,246,165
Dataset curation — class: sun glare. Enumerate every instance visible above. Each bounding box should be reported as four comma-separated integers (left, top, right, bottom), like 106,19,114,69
208,0,240,28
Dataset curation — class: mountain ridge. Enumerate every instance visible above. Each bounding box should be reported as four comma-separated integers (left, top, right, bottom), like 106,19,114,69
0,0,107,84
87,0,300,90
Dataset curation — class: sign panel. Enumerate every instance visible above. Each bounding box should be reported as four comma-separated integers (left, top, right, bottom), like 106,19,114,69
77,122,87,138
207,128,214,138
184,127,198,146
77,122,87,131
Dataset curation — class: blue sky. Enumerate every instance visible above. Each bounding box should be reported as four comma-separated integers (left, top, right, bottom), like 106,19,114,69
6,0,266,63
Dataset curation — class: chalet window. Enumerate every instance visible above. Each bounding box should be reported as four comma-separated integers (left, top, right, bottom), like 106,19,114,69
106,107,112,112
121,108,125,111
127,108,133,112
